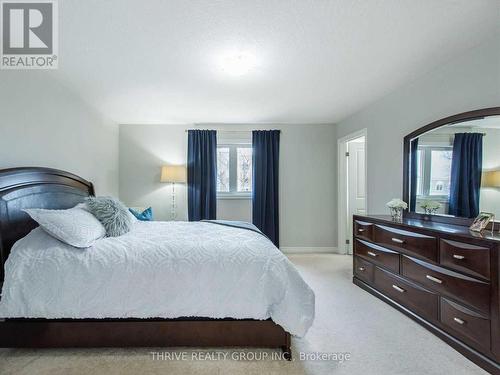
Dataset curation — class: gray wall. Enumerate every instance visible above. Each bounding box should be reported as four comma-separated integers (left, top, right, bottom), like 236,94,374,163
336,34,500,214
119,123,337,252
0,72,119,195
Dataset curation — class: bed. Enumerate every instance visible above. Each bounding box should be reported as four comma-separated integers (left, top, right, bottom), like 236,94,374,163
0,167,314,358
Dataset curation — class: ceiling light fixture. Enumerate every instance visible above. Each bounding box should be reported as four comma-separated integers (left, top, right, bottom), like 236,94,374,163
218,51,257,76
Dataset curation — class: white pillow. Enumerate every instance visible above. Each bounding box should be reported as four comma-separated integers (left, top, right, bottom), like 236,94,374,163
23,205,106,248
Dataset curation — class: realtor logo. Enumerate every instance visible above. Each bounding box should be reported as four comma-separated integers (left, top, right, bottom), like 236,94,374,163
1,0,58,69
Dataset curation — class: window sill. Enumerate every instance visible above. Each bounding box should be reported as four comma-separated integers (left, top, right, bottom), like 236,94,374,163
417,196,449,203
217,194,252,200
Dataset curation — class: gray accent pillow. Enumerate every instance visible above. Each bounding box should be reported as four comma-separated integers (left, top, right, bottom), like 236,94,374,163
23,206,106,248
86,196,134,237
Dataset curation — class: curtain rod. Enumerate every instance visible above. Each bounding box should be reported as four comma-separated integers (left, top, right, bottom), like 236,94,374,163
422,131,486,137
184,129,281,133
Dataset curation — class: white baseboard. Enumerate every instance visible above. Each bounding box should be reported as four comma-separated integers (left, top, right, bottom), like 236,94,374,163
280,247,340,254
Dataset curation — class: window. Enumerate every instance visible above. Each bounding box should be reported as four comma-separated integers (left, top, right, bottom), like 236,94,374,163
217,147,230,192
237,147,252,192
416,146,453,198
217,144,252,197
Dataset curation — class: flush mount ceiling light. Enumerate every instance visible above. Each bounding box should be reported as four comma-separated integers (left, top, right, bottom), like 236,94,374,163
218,51,258,76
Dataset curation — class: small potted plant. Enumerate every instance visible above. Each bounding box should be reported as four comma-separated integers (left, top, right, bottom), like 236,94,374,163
386,199,408,221
420,200,441,215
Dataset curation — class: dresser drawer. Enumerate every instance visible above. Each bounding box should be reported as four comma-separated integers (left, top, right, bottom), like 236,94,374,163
373,266,438,321
373,224,437,262
440,239,490,280
440,298,490,351
354,239,399,273
354,256,374,283
354,220,373,241
401,255,490,314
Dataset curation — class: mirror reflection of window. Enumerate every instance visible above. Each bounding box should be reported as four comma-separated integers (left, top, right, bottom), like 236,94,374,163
416,150,423,196
416,146,452,199
429,149,452,196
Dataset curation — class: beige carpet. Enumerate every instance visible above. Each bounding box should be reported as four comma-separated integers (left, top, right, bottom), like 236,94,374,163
0,254,487,375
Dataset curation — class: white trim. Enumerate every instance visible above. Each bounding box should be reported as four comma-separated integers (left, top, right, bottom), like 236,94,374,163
280,247,339,254
217,193,252,200
337,128,368,255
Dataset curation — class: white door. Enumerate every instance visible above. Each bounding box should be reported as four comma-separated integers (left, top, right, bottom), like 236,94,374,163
347,139,366,254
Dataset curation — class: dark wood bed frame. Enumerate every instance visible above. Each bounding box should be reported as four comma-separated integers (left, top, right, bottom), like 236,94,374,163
0,167,291,358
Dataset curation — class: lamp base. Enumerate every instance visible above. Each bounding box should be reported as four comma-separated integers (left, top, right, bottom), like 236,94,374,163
171,183,176,221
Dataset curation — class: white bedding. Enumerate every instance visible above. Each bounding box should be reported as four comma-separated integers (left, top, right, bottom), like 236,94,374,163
0,221,315,337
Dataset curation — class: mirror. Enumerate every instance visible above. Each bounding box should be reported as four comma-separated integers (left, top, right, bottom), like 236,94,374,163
404,108,500,221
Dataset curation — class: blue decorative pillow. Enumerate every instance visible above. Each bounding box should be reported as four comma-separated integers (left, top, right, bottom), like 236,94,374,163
86,196,134,237
129,207,153,221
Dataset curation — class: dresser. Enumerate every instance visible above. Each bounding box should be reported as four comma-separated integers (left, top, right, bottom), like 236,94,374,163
352,215,500,374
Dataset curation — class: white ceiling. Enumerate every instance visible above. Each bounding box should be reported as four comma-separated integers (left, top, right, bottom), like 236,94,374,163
49,0,499,124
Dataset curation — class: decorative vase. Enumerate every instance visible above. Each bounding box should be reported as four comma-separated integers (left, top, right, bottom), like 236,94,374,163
390,207,403,222
423,207,438,215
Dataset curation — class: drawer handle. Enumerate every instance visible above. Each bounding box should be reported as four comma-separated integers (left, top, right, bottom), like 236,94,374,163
392,285,405,293
453,317,465,325
452,254,465,260
426,275,443,284
358,267,366,271
367,251,378,257
358,228,366,233
391,238,405,244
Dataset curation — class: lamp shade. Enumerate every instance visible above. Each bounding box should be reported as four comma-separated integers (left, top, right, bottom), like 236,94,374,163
160,165,186,183
482,170,500,188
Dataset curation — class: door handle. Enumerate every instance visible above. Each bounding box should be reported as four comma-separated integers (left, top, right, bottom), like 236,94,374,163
392,285,405,293
391,238,405,244
367,251,378,257
426,275,443,284
358,228,366,233
358,267,366,272
453,317,465,325
453,254,465,260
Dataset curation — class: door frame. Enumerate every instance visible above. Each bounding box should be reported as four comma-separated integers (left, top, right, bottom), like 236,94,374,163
337,128,368,255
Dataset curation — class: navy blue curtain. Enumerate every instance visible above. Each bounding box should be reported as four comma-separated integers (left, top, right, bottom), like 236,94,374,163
252,130,280,247
187,130,217,221
449,133,483,218
409,138,419,212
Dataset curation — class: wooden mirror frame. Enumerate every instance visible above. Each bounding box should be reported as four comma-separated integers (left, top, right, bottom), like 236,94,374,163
403,107,500,227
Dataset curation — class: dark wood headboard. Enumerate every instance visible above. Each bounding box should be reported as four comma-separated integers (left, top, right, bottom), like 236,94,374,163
0,167,94,281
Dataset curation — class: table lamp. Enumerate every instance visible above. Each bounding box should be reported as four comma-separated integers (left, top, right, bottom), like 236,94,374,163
482,170,500,188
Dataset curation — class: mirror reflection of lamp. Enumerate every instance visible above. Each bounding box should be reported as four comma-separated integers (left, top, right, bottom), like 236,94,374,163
160,165,187,220
482,170,500,188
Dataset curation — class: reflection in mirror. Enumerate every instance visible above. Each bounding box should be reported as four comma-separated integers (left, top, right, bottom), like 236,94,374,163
409,115,500,219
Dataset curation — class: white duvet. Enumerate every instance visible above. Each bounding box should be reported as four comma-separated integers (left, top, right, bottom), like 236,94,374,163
0,221,315,337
